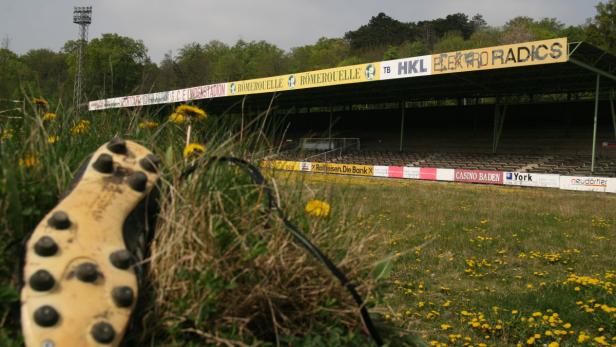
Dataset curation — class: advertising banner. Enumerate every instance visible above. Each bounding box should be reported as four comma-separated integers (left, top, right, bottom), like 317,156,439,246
432,37,567,75
262,160,301,171
228,75,287,96
380,55,432,80
607,178,616,193
388,166,404,178
228,63,380,96
454,169,503,185
88,83,227,110
373,166,389,177
504,172,560,188
299,162,312,172
311,163,374,176
436,168,455,181
560,176,609,192
403,167,421,179
419,168,438,180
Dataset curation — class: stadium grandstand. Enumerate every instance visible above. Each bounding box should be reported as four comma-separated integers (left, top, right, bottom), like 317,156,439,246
89,38,616,191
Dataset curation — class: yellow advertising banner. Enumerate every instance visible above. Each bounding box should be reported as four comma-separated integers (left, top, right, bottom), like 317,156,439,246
228,63,380,96
262,160,301,171
311,162,374,176
431,37,568,74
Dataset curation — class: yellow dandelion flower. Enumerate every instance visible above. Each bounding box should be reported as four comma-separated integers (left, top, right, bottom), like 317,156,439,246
175,104,207,120
70,120,90,135
305,199,331,217
169,112,186,124
1,128,14,140
138,120,160,129
47,135,59,144
440,324,451,330
512,310,519,314
183,143,205,159
578,332,590,343
593,336,608,346
526,336,535,345
548,342,559,347
42,112,57,121
32,97,48,106
19,154,39,168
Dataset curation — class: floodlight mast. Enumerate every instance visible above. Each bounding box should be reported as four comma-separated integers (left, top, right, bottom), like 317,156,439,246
73,6,92,115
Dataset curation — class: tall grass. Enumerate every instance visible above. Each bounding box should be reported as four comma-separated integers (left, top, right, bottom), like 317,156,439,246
0,97,404,346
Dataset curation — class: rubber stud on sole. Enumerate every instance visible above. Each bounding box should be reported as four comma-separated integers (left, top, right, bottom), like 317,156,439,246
33,305,59,327
107,138,127,154
139,154,160,173
29,270,55,291
76,262,99,283
34,236,58,257
91,322,116,344
127,172,147,192
93,153,114,173
47,211,71,230
109,250,132,270
111,286,134,308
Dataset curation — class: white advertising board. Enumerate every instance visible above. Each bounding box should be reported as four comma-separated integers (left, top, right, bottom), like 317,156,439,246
559,176,610,192
403,167,421,179
504,172,560,188
606,178,616,193
436,168,455,181
373,166,389,177
380,55,432,80
88,83,227,111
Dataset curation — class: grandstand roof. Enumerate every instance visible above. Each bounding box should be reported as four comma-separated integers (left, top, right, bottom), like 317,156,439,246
89,38,616,113
206,42,616,112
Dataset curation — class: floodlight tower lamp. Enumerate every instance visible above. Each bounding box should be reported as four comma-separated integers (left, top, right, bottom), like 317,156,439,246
72,5,92,115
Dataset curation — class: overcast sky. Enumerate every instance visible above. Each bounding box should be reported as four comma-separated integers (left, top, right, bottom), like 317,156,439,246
0,0,603,64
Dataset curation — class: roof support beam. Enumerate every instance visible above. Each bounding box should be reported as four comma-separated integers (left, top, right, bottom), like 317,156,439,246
610,90,616,139
399,101,406,152
569,57,616,83
492,103,507,154
591,74,600,174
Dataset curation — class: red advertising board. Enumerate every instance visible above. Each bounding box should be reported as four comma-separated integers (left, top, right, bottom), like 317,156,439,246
454,169,503,185
388,166,404,178
419,168,437,180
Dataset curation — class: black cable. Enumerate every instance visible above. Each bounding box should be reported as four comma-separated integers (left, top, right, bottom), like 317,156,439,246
181,156,384,346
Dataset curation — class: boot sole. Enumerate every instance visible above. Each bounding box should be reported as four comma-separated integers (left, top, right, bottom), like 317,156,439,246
20,139,160,346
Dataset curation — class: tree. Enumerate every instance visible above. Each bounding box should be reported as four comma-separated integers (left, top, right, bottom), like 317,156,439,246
382,45,400,60
21,49,69,100
0,49,31,100
344,13,415,50
154,51,180,91
432,13,475,39
501,16,537,43
289,37,350,71
501,16,564,44
433,31,468,53
212,40,287,81
585,0,616,53
64,33,150,98
398,41,429,57
470,14,488,31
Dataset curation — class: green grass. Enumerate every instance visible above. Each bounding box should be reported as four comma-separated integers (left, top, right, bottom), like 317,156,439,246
0,102,405,346
280,173,616,347
2,99,615,346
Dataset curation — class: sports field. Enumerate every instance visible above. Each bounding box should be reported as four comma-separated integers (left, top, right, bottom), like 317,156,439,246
1,106,615,346
279,172,616,347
